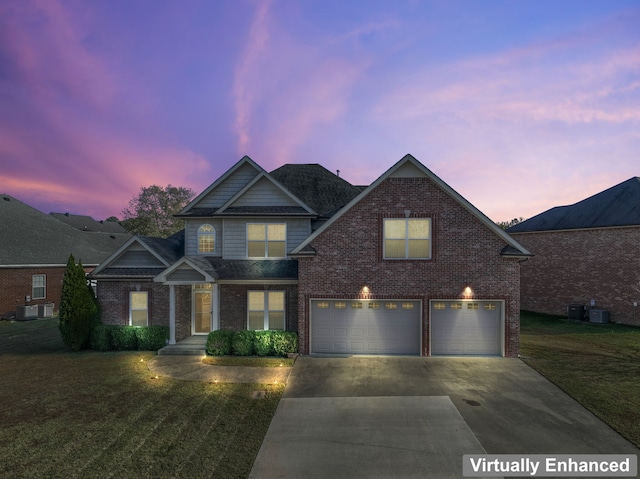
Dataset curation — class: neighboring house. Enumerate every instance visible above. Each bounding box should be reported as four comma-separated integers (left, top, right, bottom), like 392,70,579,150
508,177,640,326
90,155,531,357
0,195,131,319
50,212,128,234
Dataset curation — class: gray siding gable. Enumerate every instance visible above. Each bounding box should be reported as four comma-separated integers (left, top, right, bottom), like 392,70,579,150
180,159,262,214
231,176,301,208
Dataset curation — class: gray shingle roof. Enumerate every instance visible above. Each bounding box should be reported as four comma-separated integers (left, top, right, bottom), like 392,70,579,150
50,213,128,233
216,206,311,216
138,232,184,264
0,195,131,266
508,177,640,233
196,258,298,281
269,164,363,217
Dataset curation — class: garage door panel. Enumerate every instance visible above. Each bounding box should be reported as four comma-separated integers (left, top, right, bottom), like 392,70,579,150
311,300,421,355
431,301,502,356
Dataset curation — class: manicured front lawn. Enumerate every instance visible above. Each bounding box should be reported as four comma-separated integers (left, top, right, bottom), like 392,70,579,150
520,311,640,448
0,319,283,479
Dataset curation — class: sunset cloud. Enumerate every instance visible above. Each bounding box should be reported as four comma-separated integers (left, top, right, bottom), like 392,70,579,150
1,1,638,222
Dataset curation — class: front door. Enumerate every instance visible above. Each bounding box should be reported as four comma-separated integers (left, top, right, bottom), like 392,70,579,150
193,284,213,334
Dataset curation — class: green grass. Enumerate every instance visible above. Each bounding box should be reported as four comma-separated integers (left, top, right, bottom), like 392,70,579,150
520,311,640,448
202,356,295,367
0,319,283,479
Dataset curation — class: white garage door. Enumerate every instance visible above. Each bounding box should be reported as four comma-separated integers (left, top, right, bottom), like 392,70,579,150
311,300,421,355
430,300,502,356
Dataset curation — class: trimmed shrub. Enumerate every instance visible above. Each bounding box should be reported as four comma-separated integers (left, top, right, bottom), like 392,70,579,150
136,326,169,351
272,331,298,357
253,331,274,357
110,326,138,351
89,323,111,351
206,330,234,356
232,330,255,356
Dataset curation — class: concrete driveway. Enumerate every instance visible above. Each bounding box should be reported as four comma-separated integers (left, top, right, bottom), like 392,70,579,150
250,356,639,478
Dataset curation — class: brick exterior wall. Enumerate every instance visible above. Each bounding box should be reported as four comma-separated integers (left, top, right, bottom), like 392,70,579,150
0,266,94,318
511,226,640,326
297,176,522,357
219,284,299,332
96,281,299,341
96,281,192,341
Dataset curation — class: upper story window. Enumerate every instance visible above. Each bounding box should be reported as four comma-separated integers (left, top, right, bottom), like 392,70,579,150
32,274,46,299
383,218,431,259
247,223,286,258
198,224,216,254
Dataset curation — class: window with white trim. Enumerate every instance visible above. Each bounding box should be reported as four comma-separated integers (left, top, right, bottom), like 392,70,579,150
32,275,46,299
198,224,215,254
248,291,285,330
130,291,149,327
247,224,286,258
383,218,431,259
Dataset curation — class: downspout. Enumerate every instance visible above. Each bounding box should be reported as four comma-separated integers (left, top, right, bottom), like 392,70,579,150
169,285,176,344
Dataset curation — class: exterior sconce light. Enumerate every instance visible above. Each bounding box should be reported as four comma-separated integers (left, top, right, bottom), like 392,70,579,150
463,286,473,298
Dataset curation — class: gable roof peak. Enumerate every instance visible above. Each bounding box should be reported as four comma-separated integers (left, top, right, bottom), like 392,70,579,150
290,153,532,258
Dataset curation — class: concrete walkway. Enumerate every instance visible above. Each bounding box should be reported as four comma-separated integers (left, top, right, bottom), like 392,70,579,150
147,355,293,384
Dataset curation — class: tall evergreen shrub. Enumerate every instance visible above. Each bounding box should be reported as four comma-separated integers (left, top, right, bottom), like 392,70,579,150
58,255,99,351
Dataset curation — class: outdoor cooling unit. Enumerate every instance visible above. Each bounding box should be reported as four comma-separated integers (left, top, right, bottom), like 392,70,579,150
589,309,610,323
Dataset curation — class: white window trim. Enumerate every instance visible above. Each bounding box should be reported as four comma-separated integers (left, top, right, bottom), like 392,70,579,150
246,223,287,259
129,291,149,327
383,218,432,260
247,291,286,330
197,224,216,255
32,274,46,300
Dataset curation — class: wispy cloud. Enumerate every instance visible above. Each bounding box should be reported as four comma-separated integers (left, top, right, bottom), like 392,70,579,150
233,0,273,154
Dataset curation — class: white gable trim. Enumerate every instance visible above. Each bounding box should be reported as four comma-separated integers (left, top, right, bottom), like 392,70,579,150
216,171,317,215
290,154,532,257
177,155,264,215
154,257,216,284
91,236,170,275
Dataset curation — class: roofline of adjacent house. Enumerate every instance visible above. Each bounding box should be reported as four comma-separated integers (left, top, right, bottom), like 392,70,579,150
290,154,533,258
0,263,100,269
509,223,640,235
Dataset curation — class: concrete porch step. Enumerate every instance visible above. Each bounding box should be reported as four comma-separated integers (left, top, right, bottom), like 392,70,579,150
158,336,208,356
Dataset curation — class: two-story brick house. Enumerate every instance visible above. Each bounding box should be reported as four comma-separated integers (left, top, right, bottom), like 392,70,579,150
91,154,531,357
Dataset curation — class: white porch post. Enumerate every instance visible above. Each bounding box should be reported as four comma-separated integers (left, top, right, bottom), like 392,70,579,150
212,283,219,331
169,284,176,344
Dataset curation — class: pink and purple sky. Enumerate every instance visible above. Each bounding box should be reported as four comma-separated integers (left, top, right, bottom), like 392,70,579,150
1,0,639,223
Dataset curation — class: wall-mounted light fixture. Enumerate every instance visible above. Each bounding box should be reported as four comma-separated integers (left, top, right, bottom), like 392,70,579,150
360,286,371,299
463,286,473,299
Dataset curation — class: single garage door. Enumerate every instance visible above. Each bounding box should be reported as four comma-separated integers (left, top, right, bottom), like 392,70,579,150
311,300,421,355
430,300,502,356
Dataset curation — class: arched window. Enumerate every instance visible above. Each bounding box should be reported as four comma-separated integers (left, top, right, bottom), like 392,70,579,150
198,224,215,254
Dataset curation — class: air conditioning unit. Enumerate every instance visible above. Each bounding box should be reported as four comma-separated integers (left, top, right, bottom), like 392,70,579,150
589,309,609,323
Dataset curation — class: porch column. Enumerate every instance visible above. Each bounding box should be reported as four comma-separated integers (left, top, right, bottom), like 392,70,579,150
169,284,176,344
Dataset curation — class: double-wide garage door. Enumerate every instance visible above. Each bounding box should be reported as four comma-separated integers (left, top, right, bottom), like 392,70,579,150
311,300,421,355
311,298,503,356
430,300,502,355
